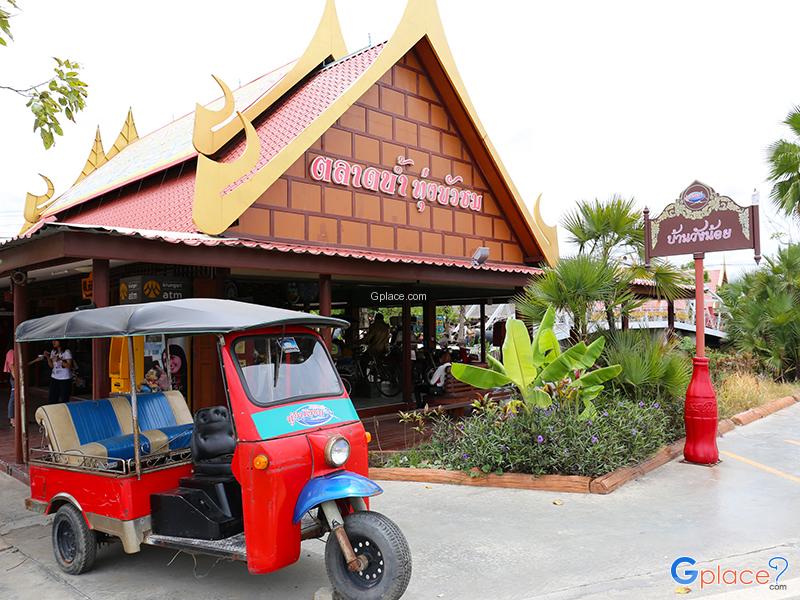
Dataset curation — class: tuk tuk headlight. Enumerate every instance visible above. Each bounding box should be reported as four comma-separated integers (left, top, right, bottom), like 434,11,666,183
325,436,350,467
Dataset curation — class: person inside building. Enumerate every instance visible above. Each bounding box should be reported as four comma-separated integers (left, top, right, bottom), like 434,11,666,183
363,313,390,359
4,347,14,428
44,339,73,404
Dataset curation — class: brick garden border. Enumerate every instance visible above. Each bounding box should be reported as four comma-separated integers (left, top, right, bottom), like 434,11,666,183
369,394,799,495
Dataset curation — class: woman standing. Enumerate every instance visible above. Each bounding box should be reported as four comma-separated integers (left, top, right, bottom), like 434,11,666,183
4,348,14,427
45,340,73,404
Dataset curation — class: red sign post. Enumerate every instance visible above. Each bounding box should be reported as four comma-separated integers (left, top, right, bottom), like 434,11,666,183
644,182,760,465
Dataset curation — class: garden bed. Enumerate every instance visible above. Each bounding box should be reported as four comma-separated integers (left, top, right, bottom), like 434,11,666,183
369,394,798,494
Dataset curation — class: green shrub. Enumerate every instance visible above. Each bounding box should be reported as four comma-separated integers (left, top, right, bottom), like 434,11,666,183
451,306,621,419
380,393,671,477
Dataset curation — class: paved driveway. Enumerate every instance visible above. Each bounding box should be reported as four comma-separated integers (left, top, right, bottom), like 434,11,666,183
1,404,799,599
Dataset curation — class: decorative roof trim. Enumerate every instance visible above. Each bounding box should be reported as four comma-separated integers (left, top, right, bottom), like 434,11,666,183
21,174,55,234
75,127,108,184
191,0,559,266
105,108,139,160
192,0,348,156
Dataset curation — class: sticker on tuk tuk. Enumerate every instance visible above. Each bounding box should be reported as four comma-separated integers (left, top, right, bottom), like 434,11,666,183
251,398,359,439
286,403,336,427
279,337,300,353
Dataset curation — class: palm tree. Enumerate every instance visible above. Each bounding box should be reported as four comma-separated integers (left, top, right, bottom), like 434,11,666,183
516,255,633,342
719,243,800,380
517,196,690,336
767,106,800,218
561,196,643,260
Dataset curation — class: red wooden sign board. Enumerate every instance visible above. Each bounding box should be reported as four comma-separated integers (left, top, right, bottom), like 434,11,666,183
643,181,760,466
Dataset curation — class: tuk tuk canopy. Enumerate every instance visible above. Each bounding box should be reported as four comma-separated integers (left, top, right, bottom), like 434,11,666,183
15,298,349,342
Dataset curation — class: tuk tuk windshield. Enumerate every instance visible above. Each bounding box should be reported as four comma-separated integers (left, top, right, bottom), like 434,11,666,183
232,333,342,406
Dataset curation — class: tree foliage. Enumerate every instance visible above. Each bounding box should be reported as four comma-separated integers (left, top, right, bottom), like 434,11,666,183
719,243,800,380
0,1,88,148
767,106,800,219
517,196,690,340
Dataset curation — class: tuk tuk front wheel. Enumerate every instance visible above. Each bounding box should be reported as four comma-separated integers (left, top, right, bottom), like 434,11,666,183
52,504,97,575
325,510,411,600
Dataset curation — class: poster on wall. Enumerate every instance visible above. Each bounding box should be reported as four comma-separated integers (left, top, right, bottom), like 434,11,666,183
164,337,191,402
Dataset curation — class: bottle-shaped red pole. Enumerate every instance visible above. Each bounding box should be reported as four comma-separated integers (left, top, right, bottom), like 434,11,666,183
684,253,719,464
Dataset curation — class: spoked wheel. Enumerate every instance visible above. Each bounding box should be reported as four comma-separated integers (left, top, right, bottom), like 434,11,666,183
325,511,411,600
52,504,97,575
375,364,401,398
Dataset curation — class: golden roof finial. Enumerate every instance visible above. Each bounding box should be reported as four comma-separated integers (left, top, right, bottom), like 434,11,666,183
75,127,108,183
192,0,347,156
20,173,56,233
193,75,235,155
106,108,139,160
193,111,262,235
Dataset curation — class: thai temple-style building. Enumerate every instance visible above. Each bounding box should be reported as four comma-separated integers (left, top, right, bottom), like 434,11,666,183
1,0,559,465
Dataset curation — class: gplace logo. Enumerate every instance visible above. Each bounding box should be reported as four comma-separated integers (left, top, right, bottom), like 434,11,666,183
671,556,789,591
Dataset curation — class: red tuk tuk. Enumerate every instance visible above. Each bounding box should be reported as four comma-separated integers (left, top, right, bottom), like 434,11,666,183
17,299,411,600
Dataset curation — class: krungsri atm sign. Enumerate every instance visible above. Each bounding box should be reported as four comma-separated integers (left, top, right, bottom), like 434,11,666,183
309,154,483,213
644,181,761,264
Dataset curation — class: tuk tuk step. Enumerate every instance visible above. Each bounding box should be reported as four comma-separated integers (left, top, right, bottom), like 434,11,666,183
143,531,247,561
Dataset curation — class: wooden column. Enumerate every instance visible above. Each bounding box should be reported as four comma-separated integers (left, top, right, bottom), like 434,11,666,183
479,302,486,364
191,270,228,411
91,259,110,399
12,274,27,464
667,299,675,336
423,300,436,349
319,274,332,350
402,301,412,405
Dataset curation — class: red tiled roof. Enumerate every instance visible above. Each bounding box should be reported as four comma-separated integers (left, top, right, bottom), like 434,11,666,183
58,44,386,234
60,164,197,232
221,44,385,193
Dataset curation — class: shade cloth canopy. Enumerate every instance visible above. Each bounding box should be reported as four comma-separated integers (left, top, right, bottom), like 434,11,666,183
15,298,349,342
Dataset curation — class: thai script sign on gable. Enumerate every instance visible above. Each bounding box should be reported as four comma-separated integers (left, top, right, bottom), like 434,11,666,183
309,154,483,213
644,181,761,265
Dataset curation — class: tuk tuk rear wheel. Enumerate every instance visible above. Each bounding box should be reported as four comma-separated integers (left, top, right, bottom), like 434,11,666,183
325,510,411,600
52,504,97,575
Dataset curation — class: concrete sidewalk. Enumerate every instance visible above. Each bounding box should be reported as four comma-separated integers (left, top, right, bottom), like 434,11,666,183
1,404,799,599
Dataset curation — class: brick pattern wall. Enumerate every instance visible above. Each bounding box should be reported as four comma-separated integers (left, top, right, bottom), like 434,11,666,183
230,49,525,264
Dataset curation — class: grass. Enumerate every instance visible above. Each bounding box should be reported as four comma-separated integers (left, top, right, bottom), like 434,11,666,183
716,372,799,419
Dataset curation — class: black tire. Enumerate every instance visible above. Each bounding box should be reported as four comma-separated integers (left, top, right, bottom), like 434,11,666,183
325,510,411,600
52,504,97,575
375,365,401,398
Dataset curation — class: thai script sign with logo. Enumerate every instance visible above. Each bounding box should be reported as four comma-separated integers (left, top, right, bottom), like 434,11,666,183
644,181,761,264
119,276,191,304
309,154,483,213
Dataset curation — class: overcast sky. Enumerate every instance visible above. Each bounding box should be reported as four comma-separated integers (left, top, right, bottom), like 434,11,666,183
2,0,799,276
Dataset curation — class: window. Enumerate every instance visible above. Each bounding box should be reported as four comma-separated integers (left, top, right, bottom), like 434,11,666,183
232,334,342,406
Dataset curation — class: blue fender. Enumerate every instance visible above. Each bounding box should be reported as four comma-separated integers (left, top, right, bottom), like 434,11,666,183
293,471,383,523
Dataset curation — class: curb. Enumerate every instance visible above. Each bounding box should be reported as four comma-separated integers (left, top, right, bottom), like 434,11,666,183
370,394,799,495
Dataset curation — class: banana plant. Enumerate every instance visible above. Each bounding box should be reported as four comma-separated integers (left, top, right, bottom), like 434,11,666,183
450,306,622,419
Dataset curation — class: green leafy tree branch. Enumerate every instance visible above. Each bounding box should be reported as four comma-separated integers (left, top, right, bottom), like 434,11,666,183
0,1,88,148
